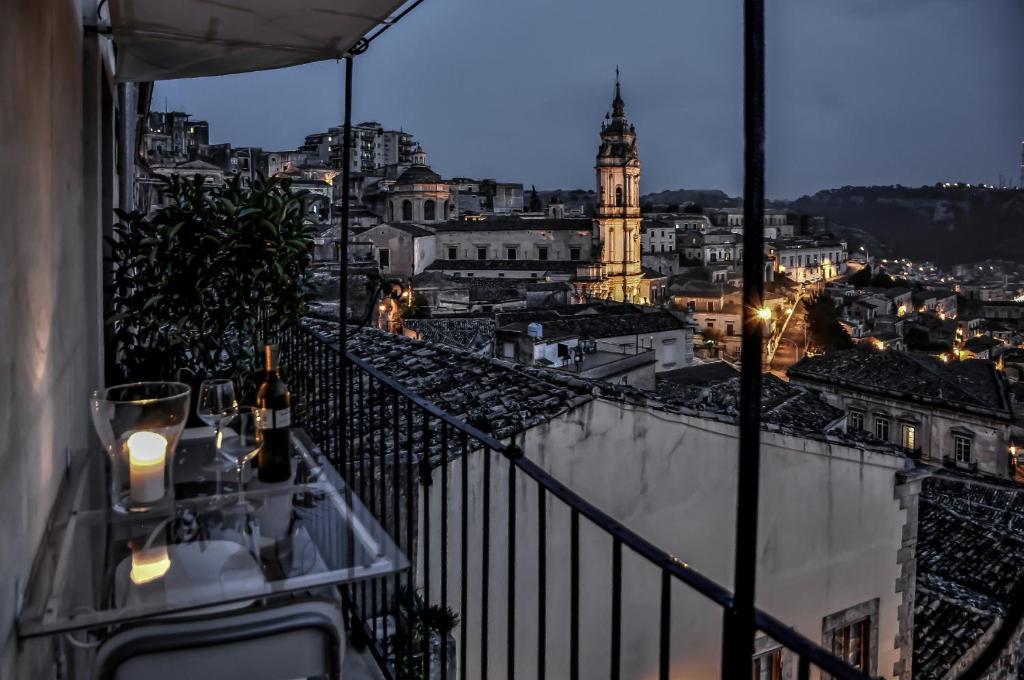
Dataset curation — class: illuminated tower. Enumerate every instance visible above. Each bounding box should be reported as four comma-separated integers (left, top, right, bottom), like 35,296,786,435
593,69,643,302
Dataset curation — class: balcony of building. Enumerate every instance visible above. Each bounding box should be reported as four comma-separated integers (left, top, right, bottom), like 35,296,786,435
4,1,1023,680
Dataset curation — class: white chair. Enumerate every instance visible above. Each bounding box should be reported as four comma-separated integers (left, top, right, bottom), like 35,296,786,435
93,598,346,680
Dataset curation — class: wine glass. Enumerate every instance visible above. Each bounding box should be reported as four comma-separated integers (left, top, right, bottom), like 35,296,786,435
197,379,237,471
218,406,262,489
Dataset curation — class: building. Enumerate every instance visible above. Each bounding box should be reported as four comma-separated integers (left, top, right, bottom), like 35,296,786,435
641,219,680,275
770,238,848,283
354,222,437,278
495,306,694,377
430,216,593,264
575,72,643,302
382,146,453,223
142,111,209,160
789,348,1014,476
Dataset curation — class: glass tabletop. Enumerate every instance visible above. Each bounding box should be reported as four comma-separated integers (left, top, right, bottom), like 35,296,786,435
17,429,408,639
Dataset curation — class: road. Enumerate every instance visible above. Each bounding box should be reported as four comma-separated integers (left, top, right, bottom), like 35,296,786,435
769,299,808,376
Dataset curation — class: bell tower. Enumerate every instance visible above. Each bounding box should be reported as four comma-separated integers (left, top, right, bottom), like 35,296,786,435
593,68,642,302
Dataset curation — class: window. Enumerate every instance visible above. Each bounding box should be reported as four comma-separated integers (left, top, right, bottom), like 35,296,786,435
506,247,518,260
387,202,394,222
538,246,549,261
661,243,665,253
726,323,735,336
447,247,458,260
848,410,864,432
569,247,581,261
752,649,782,680
900,423,917,451
831,618,871,672
424,199,436,221
874,416,889,441
954,434,972,463
706,321,715,329
401,200,412,221
477,247,487,260
378,248,390,269
615,186,623,206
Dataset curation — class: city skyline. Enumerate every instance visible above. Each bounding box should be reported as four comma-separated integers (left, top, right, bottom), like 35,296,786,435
155,0,1023,199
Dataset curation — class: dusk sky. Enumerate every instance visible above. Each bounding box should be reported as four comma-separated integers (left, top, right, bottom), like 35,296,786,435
155,0,1023,200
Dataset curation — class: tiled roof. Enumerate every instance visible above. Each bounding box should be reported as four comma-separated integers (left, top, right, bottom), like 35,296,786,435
309,322,592,439
913,474,1024,678
402,317,495,355
655,372,844,433
657,361,740,389
788,348,1011,416
500,311,688,341
434,217,591,232
963,335,1000,352
302,321,898,458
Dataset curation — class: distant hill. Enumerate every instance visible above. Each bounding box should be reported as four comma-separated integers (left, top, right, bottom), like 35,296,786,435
529,187,737,214
783,185,1024,267
641,188,737,210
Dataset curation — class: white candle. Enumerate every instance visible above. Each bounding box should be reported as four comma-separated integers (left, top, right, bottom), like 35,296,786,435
127,431,167,504
130,544,171,584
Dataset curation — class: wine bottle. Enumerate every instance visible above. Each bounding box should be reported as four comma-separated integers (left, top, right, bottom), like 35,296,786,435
256,344,292,483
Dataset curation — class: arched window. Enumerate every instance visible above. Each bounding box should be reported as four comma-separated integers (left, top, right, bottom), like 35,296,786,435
402,200,412,221
424,200,436,221
615,186,623,207
387,201,394,222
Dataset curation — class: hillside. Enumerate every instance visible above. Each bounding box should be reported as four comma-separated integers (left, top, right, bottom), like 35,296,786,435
641,188,737,210
785,185,1024,267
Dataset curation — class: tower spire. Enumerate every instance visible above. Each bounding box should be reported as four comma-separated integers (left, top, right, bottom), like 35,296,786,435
612,66,625,119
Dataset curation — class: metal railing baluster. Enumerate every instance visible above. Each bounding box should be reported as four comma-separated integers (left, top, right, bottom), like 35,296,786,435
440,420,450,680
459,432,469,680
537,484,546,680
570,509,579,680
481,446,491,680
611,537,622,680
506,462,516,680
659,569,671,680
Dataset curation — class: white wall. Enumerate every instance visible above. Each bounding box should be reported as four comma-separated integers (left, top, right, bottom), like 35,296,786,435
422,399,911,679
0,0,111,673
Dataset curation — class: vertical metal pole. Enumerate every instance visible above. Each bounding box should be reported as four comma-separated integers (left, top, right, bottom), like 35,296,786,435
339,56,353,468
723,0,765,673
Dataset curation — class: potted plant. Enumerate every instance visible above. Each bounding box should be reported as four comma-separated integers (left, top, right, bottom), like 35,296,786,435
107,173,315,397
386,586,459,680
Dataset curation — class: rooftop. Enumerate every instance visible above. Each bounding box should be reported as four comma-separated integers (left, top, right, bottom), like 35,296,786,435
426,259,580,273
434,217,591,232
913,474,1024,678
499,310,688,341
788,348,1012,417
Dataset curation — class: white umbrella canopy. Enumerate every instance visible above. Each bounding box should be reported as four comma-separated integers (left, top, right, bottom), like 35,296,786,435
108,0,411,81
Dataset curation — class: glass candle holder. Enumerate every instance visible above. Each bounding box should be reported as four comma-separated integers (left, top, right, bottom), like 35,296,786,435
91,382,191,513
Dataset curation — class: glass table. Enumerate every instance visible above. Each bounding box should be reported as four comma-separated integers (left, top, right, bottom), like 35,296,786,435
17,429,408,640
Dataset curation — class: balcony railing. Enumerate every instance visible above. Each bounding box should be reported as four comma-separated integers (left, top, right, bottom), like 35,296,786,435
276,322,876,680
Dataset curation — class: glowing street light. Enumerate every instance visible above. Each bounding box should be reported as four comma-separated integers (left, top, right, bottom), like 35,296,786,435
756,307,772,322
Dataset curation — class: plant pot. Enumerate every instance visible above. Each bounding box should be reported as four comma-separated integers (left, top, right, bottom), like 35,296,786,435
392,631,456,680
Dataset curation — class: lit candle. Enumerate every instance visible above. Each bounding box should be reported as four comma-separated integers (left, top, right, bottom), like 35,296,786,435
127,431,167,504
130,544,171,584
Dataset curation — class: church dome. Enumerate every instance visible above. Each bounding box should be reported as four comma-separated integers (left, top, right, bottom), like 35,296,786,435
396,164,442,185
